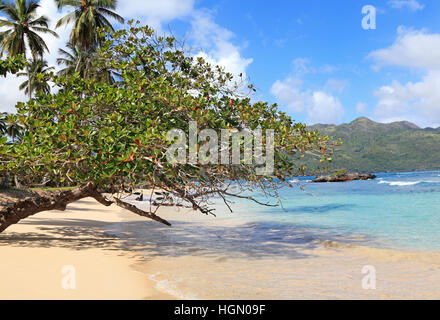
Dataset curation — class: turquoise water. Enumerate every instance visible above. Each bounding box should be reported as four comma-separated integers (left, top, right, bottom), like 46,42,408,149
231,171,440,252
111,171,440,299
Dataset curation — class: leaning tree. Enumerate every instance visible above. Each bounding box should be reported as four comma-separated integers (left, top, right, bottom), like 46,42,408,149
0,23,334,233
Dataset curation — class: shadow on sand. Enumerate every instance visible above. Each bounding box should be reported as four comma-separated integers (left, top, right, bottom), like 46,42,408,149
0,209,371,261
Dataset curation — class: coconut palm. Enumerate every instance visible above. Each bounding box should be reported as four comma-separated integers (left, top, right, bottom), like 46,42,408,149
57,42,92,77
58,41,120,84
0,113,7,136
0,113,22,142
5,121,22,142
55,0,124,50
0,0,58,98
17,58,54,96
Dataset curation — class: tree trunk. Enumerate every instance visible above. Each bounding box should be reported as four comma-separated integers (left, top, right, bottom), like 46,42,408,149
0,182,171,234
14,175,26,189
24,51,32,101
1,169,9,189
0,182,111,233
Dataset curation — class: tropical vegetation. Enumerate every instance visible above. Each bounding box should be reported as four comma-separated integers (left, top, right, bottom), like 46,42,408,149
17,57,54,96
0,1,333,233
0,0,58,98
307,117,440,173
55,0,124,50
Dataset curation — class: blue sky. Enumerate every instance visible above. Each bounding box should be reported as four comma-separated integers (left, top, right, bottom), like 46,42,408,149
1,0,440,127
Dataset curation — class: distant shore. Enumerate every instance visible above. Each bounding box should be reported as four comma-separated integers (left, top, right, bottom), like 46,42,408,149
298,169,440,178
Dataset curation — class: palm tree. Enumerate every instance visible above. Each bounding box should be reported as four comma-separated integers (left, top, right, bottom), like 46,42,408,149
0,113,22,142
5,121,22,142
17,58,54,96
58,41,120,84
57,42,92,77
0,0,58,99
0,113,22,189
0,113,7,136
55,0,124,50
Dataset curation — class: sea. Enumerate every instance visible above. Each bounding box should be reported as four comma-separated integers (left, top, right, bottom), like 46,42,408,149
109,171,440,299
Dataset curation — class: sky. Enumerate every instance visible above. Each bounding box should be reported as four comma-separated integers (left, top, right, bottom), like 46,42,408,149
1,0,440,127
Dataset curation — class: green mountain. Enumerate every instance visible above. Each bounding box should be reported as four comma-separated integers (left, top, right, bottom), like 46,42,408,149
308,117,440,173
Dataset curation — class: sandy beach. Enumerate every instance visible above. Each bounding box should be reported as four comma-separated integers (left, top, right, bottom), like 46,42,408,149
0,198,173,300
1,195,440,300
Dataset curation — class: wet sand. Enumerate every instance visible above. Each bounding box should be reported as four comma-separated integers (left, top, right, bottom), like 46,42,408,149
117,203,440,300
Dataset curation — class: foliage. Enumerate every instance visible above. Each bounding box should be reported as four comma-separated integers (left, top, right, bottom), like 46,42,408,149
17,58,54,96
57,42,93,78
55,0,124,50
57,41,119,83
0,54,26,75
0,55,26,144
308,117,440,173
330,168,347,178
4,23,333,213
0,0,58,58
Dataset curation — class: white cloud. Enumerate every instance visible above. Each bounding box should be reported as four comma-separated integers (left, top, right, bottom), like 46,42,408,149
308,91,344,124
271,77,344,124
369,27,440,127
190,9,253,79
369,27,440,70
271,78,307,113
0,76,27,113
117,0,195,30
373,71,440,126
388,0,425,11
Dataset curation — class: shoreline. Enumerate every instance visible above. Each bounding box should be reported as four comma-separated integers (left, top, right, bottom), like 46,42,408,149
1,195,440,299
109,200,440,300
0,197,175,300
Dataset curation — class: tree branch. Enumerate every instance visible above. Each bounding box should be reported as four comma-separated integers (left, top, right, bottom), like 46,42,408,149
113,197,172,227
0,182,104,233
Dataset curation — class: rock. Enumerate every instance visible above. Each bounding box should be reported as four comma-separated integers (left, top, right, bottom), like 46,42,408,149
312,172,376,183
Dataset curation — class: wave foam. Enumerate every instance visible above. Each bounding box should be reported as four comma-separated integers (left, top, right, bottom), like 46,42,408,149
378,180,440,186
148,272,199,300
378,180,422,186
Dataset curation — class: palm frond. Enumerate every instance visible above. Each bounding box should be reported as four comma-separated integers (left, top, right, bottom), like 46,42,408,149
30,26,59,38
0,19,15,28
0,2,20,22
98,7,124,24
55,11,77,28
55,0,81,10
26,30,48,56
24,0,40,17
29,15,50,28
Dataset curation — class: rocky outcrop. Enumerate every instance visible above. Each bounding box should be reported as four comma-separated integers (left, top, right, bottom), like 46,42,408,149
312,173,376,183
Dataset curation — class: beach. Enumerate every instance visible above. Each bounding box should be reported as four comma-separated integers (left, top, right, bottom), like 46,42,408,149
2,175,440,300
0,198,173,300
119,199,440,300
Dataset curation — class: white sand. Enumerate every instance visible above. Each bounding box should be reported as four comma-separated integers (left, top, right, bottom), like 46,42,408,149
0,198,174,300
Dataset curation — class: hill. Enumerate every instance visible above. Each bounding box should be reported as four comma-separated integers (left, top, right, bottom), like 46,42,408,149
308,117,440,173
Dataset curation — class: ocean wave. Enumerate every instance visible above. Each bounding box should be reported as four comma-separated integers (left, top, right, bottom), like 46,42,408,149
379,181,421,186
378,180,440,186
148,272,199,300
